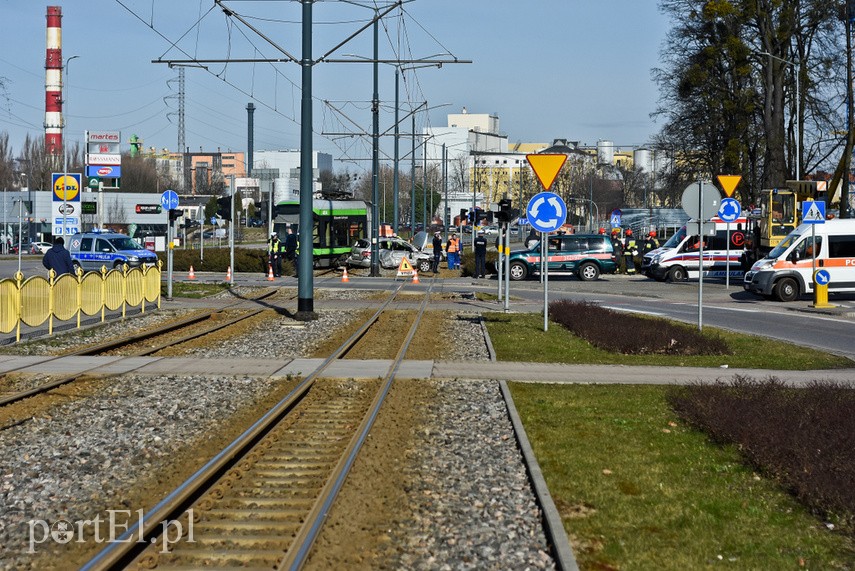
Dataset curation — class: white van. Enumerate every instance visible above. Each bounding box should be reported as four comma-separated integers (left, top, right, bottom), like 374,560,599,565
743,218,855,301
642,217,749,282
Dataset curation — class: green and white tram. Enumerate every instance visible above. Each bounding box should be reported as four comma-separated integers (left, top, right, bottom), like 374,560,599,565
272,199,370,267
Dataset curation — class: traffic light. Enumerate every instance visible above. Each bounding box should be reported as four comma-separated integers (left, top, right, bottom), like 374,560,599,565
460,208,467,221
216,196,231,219
259,200,269,221
168,209,182,222
486,211,494,224
496,198,512,222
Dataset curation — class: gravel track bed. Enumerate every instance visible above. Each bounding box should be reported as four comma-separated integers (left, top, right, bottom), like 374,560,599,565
0,373,281,570
0,287,520,569
393,379,556,570
0,310,190,357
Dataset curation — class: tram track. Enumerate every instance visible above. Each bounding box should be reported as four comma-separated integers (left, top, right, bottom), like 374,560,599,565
0,290,283,409
82,277,436,570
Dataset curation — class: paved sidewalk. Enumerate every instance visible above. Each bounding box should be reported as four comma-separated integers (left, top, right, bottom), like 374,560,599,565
1,354,853,386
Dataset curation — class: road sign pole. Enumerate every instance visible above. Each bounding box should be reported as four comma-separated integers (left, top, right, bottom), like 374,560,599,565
812,224,816,279
504,223,510,312
542,235,548,332
698,180,704,331
726,222,731,289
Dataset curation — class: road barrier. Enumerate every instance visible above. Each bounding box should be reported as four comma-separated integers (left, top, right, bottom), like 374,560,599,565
0,262,162,342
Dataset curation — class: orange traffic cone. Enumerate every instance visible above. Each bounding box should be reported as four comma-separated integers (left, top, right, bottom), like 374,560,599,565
341,267,350,283
267,263,275,281
412,269,419,284
187,265,196,280
225,266,232,283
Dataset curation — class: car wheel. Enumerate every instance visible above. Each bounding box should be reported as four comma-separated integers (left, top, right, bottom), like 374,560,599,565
113,261,125,269
667,266,687,282
418,259,432,273
774,277,799,302
577,262,600,281
509,261,528,281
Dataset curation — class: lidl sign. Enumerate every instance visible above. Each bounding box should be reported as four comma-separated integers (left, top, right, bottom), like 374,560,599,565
52,173,82,202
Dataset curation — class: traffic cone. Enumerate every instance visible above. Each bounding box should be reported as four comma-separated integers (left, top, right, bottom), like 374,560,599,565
267,263,275,281
341,267,350,283
187,265,196,280
412,269,419,284
225,266,232,283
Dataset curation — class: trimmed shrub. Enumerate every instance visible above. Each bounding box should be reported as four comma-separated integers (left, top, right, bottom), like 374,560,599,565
669,377,855,532
549,299,730,356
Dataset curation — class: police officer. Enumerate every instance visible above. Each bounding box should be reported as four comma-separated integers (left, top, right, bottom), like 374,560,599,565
269,233,282,277
431,231,443,273
474,229,488,278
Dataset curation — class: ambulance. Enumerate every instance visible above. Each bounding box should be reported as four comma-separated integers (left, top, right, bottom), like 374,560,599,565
642,217,749,282
743,218,855,302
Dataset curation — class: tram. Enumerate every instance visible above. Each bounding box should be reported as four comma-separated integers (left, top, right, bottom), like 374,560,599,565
272,199,370,267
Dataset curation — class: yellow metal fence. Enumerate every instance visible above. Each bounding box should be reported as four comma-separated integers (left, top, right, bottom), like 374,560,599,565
0,263,162,342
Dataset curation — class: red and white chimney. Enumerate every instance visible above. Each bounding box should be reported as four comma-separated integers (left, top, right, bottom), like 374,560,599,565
45,6,63,156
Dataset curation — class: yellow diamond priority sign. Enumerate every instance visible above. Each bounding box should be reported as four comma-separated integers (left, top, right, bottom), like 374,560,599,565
527,154,567,191
716,174,742,198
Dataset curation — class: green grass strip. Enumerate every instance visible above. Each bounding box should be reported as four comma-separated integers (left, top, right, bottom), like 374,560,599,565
485,312,850,370
509,383,855,569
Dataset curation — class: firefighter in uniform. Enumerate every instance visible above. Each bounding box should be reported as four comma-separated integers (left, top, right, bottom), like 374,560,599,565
623,229,637,274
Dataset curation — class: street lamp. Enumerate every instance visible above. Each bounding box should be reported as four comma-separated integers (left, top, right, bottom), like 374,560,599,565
62,55,80,238
758,51,800,180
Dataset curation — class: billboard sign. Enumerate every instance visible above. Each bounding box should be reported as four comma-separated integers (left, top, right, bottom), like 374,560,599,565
86,165,121,178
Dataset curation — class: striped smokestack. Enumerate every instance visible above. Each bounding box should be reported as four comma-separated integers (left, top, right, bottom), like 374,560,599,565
45,6,62,156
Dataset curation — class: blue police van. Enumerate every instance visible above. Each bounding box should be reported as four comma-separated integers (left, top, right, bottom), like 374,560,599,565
67,231,159,272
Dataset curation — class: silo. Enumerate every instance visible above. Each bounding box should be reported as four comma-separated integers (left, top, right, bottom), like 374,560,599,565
597,140,614,166
633,147,653,173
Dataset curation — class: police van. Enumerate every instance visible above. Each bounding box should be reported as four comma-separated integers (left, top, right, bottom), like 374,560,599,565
743,218,855,301
68,231,159,272
642,217,748,282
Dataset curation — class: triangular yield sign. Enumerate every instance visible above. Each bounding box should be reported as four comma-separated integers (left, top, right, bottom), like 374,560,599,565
716,174,742,198
527,154,567,191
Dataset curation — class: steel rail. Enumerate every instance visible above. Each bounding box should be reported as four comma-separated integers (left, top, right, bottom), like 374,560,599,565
81,281,413,570
281,277,436,570
0,291,279,408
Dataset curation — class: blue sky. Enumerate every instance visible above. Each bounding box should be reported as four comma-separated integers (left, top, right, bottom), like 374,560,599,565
0,1,670,174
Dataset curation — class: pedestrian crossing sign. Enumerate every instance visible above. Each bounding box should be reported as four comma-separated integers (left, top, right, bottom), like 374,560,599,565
801,200,826,224
397,256,416,277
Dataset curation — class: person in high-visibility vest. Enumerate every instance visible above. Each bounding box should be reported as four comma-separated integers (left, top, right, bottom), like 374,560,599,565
623,229,637,274
446,233,460,269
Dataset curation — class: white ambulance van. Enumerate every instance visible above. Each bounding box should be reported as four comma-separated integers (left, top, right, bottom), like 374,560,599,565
743,218,855,301
642,217,749,282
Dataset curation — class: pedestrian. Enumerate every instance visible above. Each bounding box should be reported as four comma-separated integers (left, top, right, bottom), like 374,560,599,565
431,231,443,273
268,233,282,277
446,232,460,269
623,228,637,274
284,226,298,274
611,229,625,274
474,229,488,278
42,236,75,276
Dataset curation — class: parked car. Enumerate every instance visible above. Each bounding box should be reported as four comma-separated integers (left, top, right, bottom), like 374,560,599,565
508,233,617,281
347,235,434,273
481,225,499,236
30,242,52,255
67,231,158,271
